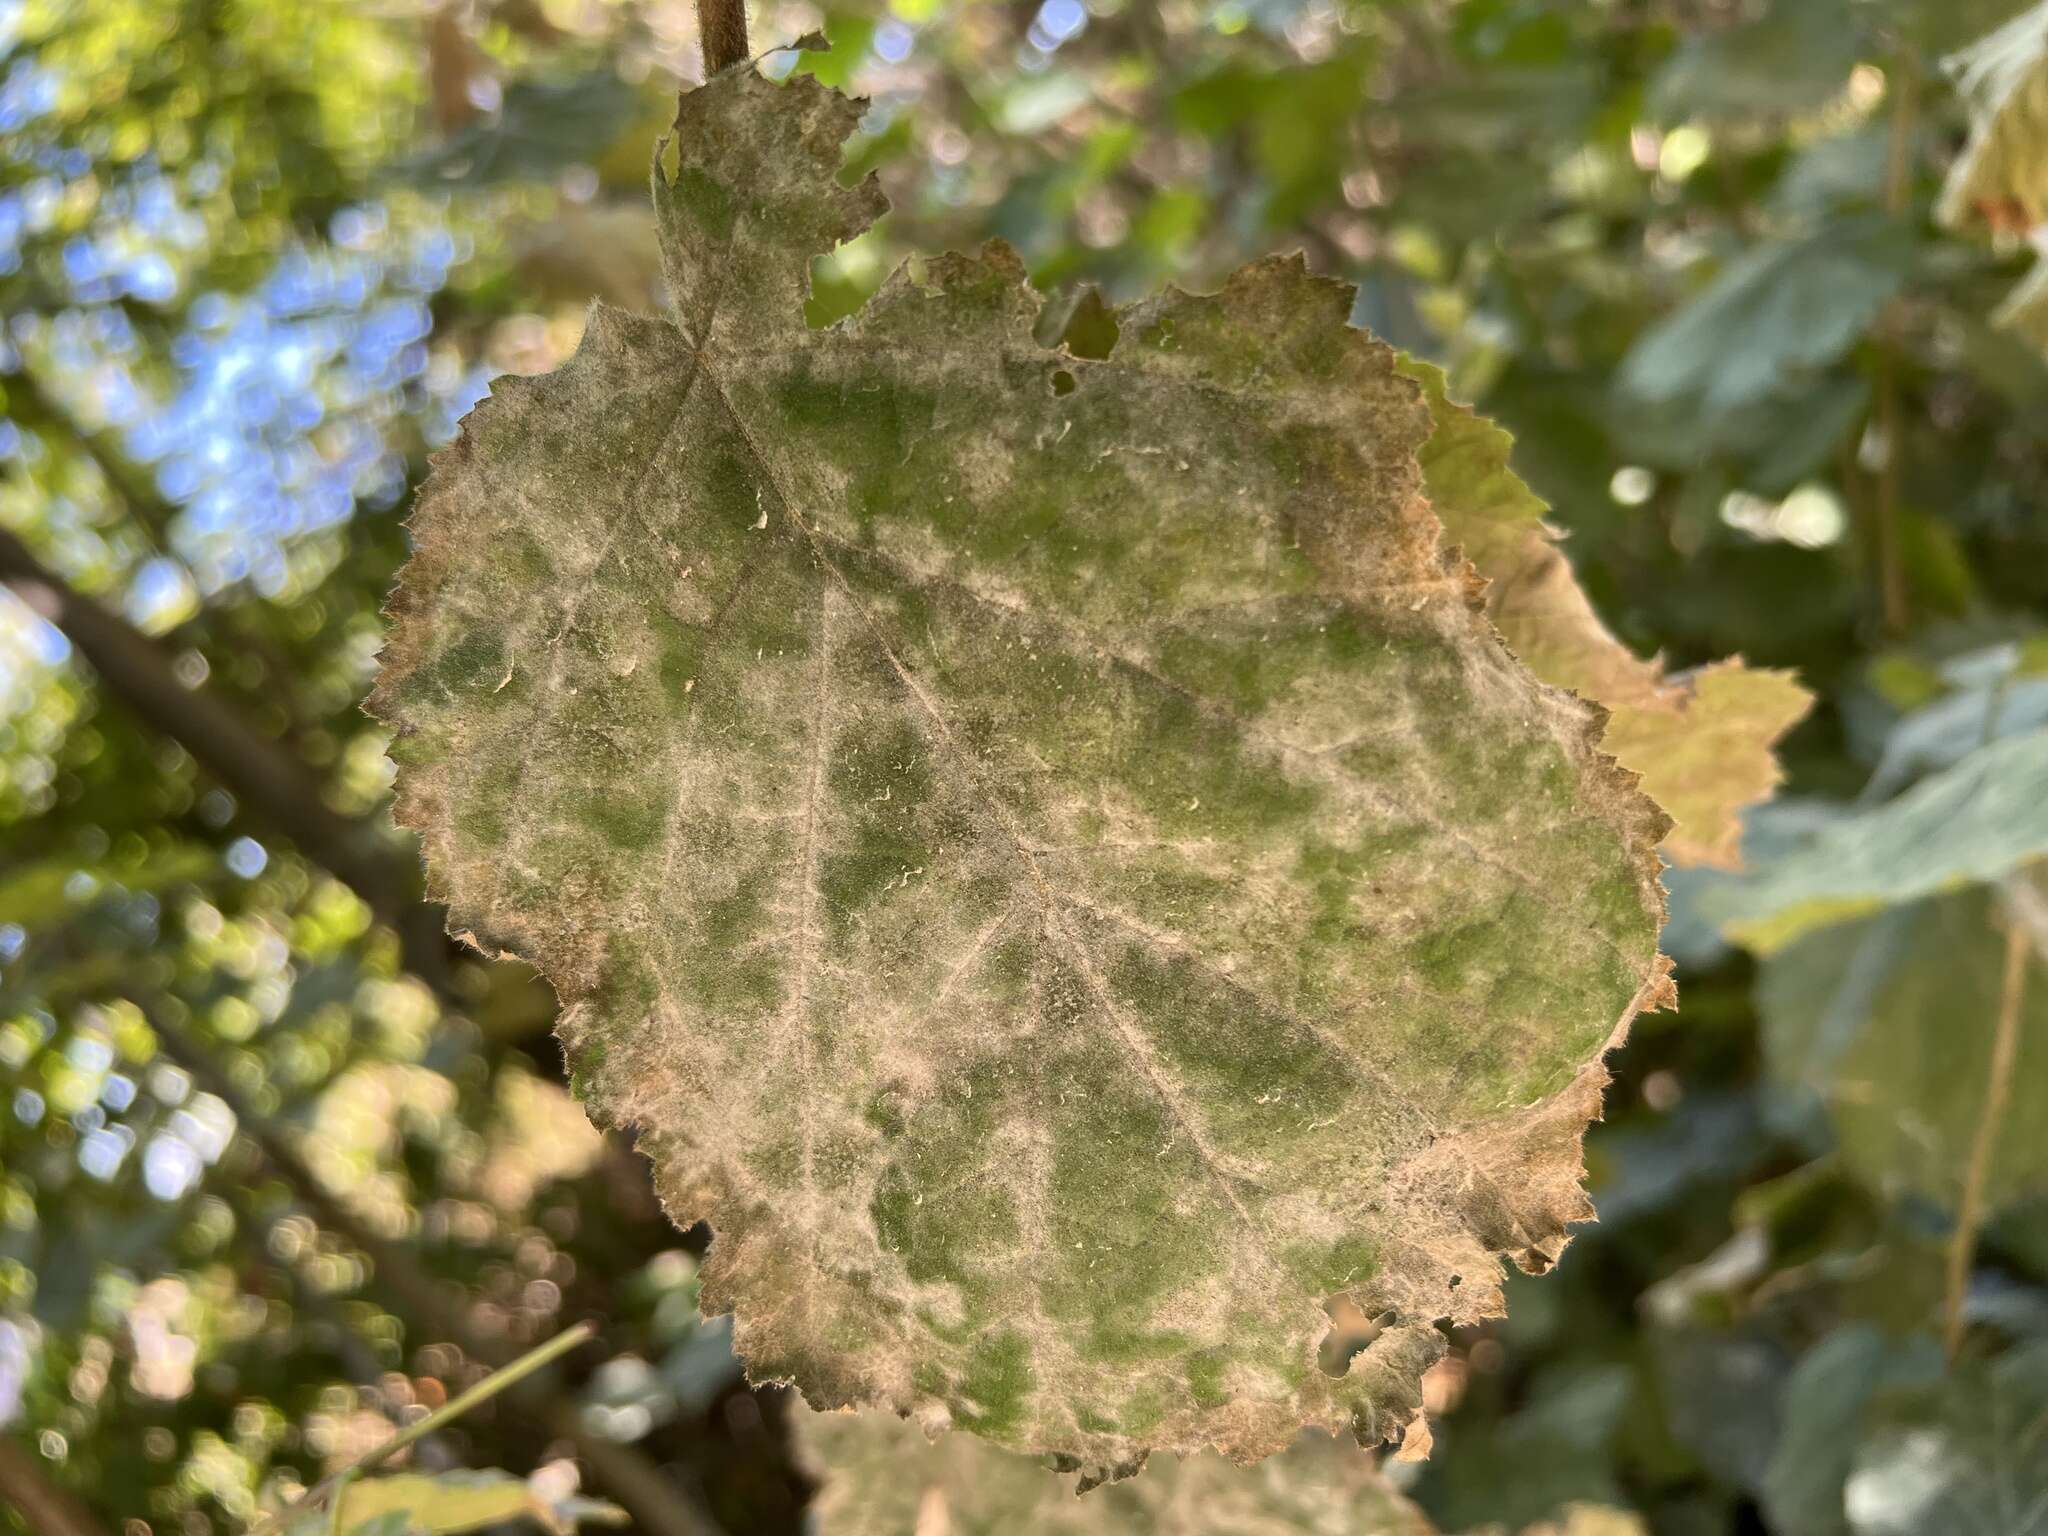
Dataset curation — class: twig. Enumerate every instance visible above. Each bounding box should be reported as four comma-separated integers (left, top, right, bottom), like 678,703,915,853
695,0,748,73
144,1016,725,1536
1944,911,2029,1359
247,1323,596,1536
0,526,453,997
0,1437,115,1536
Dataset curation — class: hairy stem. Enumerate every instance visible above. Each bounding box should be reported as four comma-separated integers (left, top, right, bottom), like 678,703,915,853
1944,911,2029,1359
695,0,749,73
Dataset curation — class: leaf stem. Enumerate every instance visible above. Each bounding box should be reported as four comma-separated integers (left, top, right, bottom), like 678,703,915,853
247,1323,595,1536
695,0,749,73
1871,55,1919,635
1943,911,2029,1359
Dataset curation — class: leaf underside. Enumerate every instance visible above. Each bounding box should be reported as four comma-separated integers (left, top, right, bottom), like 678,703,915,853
372,68,1670,1478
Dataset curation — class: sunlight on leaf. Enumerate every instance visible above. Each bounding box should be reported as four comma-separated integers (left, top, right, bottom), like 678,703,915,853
372,68,1671,1479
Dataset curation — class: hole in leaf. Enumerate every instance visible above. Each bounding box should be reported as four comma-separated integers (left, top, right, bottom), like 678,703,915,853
1050,369,1077,396
1033,284,1121,358
1316,1295,1392,1377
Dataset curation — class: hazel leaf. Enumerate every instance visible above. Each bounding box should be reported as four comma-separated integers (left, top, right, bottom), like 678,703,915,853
371,67,1670,1480
793,1406,1436,1535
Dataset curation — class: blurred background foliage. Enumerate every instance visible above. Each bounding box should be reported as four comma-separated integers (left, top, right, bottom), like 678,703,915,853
0,0,2045,1532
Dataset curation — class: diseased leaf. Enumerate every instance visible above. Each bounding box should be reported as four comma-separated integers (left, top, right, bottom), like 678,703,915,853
371,68,1671,1478
1756,887,2048,1211
793,1405,1436,1535
1400,359,1811,868
1719,727,2048,953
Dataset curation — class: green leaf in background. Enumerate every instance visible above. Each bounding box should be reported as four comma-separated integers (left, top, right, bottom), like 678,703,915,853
1860,639,2048,799
1843,1338,2048,1535
1648,0,1866,122
372,67,1674,1478
297,1470,627,1536
1756,887,2048,1211
1401,358,1811,868
1618,220,1916,425
1760,1326,1944,1536
1719,727,2048,952
401,69,644,189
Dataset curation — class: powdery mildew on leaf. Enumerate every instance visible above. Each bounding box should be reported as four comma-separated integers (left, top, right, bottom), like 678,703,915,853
1397,359,1810,871
793,1404,1435,1535
371,67,1672,1480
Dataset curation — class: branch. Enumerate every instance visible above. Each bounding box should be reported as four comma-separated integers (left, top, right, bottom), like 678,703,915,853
0,525,452,996
0,1438,114,1536
695,0,748,72
145,1016,725,1536
1944,905,2029,1358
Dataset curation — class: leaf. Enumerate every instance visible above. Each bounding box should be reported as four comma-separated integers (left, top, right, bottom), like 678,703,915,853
1755,887,2048,1211
1617,221,1914,424
304,1471,626,1536
1400,358,1811,868
1760,1326,1943,1536
1647,0,1867,122
1938,3,2048,354
1861,641,2048,801
1718,727,2048,953
792,1405,1437,1535
370,68,1672,1478
1844,1338,2048,1535
1937,2,2048,235
400,70,644,188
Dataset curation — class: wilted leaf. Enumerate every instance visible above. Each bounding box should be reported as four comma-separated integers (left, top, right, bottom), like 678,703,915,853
1401,359,1811,868
793,1405,1436,1534
1756,887,2048,1210
1719,727,2048,952
1618,221,1914,424
372,68,1671,1478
